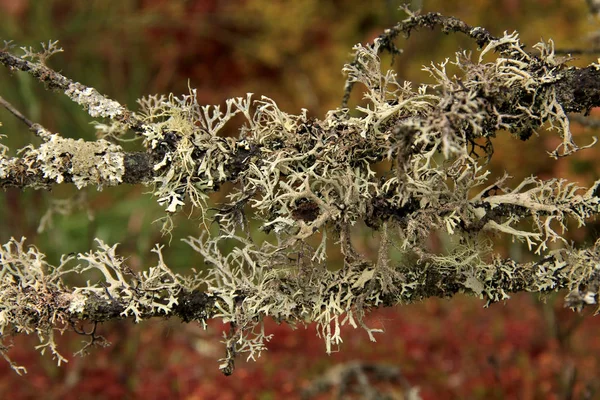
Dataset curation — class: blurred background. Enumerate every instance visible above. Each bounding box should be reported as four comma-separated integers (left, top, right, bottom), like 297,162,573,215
0,0,600,398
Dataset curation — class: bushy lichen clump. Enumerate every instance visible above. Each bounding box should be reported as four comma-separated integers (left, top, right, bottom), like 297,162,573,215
0,11,600,375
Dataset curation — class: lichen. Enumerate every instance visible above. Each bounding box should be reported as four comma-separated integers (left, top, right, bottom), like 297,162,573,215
33,135,124,189
65,85,125,119
1,11,600,377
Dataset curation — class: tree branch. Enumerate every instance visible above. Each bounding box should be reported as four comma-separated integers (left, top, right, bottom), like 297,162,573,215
0,48,144,132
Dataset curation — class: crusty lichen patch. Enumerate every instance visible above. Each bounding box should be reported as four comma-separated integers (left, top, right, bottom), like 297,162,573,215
35,135,124,189
65,84,124,119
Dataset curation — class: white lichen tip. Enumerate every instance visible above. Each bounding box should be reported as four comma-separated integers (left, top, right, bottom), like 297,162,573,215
65,84,124,119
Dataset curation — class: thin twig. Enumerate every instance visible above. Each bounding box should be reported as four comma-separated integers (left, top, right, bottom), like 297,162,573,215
342,11,502,108
0,49,144,132
0,94,51,138
0,95,35,128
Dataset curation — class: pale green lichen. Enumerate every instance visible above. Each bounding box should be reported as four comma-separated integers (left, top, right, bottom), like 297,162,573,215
74,240,183,321
20,40,63,64
65,85,125,119
137,90,256,218
34,135,124,189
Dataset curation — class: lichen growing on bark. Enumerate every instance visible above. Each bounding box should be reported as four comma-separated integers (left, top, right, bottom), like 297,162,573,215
1,10,600,376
